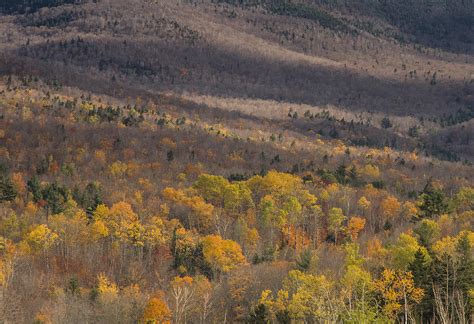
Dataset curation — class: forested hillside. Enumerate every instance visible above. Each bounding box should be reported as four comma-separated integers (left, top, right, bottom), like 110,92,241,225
0,0,85,14
0,0,473,323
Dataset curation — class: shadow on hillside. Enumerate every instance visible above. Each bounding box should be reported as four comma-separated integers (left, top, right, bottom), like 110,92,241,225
7,35,470,117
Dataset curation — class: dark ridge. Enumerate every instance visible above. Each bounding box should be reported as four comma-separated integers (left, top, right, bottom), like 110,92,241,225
0,0,88,14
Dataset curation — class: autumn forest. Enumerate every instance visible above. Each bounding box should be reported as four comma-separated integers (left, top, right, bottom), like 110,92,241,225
0,0,473,323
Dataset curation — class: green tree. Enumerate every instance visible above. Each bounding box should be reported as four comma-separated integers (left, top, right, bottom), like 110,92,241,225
74,182,103,211
0,166,17,202
247,304,270,324
390,233,430,270
0,177,16,203
42,182,68,216
328,207,346,244
416,181,448,219
27,176,42,202
414,219,440,247
296,249,317,272
409,249,433,323
453,187,474,212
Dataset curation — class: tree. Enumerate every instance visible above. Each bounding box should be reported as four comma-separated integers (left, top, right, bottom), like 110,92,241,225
374,269,424,323
247,304,269,324
417,182,448,219
49,210,91,270
347,217,366,241
105,201,139,239
27,176,42,202
96,273,118,303
10,172,26,197
257,195,286,244
361,164,380,180
295,249,317,272
401,201,418,221
143,294,171,324
192,275,214,324
162,187,214,232
381,117,393,129
431,232,474,323
453,187,474,212
328,207,345,244
193,174,229,206
260,270,340,322
246,171,310,204
201,235,246,275
41,182,69,216
409,249,434,323
380,195,401,222
390,232,430,270
0,237,16,290
223,183,254,216
171,276,195,324
0,169,17,203
341,262,372,320
414,219,440,247
167,150,174,162
24,224,58,253
74,182,103,211
455,232,474,322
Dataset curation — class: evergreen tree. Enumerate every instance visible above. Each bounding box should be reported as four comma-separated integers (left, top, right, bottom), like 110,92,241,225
167,150,174,162
417,180,448,218
42,182,68,215
0,166,17,202
76,182,103,211
335,164,347,184
27,176,42,202
381,117,392,129
247,304,269,324
0,177,16,202
409,249,433,323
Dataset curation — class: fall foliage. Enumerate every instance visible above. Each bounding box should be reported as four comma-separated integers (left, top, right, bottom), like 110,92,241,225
0,0,473,323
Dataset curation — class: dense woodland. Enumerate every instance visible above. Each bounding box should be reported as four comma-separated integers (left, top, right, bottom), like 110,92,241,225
0,0,473,323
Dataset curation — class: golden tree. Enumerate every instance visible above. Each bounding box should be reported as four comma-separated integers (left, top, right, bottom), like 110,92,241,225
201,235,246,274
347,216,366,241
143,293,171,324
374,269,424,323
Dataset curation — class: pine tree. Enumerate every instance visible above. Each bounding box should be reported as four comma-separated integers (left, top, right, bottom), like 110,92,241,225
409,249,434,323
247,304,269,324
417,180,448,218
0,172,17,202
27,176,42,202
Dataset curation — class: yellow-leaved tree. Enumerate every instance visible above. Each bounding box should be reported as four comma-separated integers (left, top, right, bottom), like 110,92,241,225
201,235,246,275
24,224,58,254
259,270,341,322
374,269,424,323
347,216,366,241
142,292,171,324
96,273,118,303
